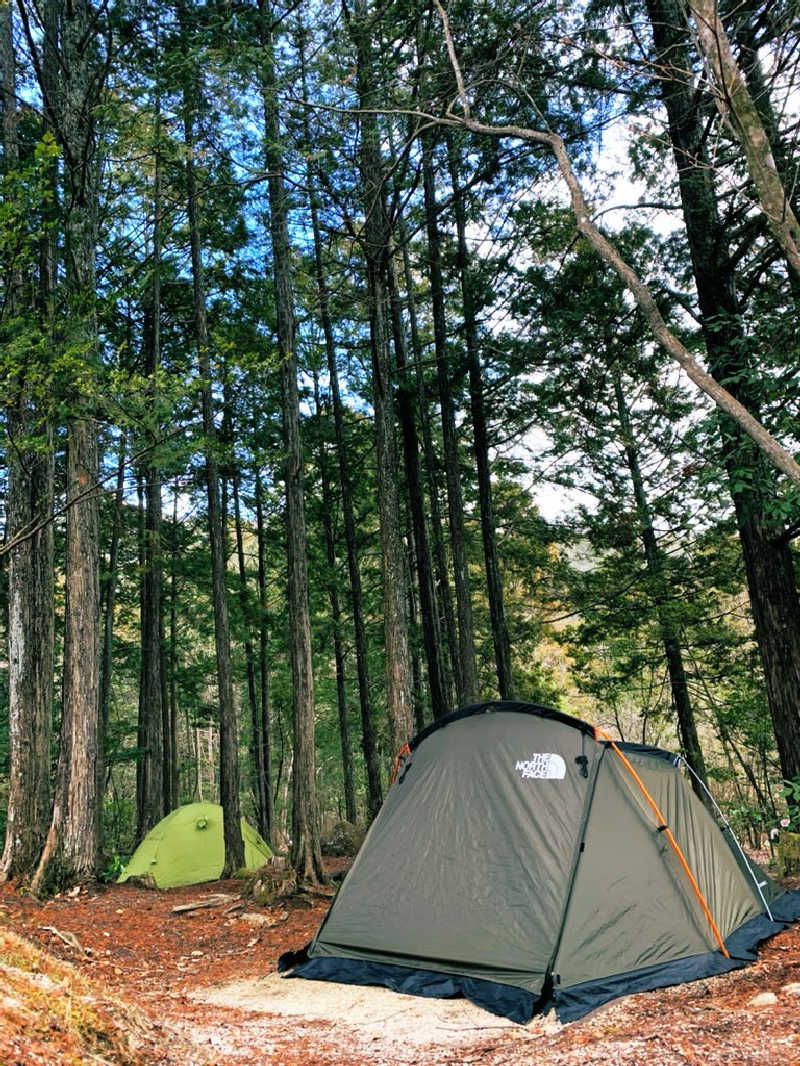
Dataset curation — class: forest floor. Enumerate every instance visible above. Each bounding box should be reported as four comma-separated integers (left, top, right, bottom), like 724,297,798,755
0,863,799,1066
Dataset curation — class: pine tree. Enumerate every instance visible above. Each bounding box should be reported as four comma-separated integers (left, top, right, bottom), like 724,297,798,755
0,0,55,882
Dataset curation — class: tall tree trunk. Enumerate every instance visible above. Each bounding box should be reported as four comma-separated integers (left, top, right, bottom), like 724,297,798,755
386,242,449,719
447,138,514,700
257,1,323,881
396,211,457,706
349,0,413,758
29,0,102,895
254,468,274,842
232,468,270,840
420,133,477,705
177,0,244,875
612,371,708,796
138,98,166,834
0,0,55,881
405,510,426,733
220,379,234,565
135,474,146,830
312,373,358,823
298,29,382,817
98,437,125,826
168,481,180,810
152,99,174,813
645,0,800,787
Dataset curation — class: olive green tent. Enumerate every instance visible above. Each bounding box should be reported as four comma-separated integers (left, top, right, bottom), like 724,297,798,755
281,701,800,1022
118,802,271,889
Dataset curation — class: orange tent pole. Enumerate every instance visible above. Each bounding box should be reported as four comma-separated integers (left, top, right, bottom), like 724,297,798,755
390,743,411,786
594,726,729,958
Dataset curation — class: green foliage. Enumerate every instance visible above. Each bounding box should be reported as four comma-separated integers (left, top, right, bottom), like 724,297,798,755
97,853,126,883
725,800,768,848
0,132,57,270
781,779,800,830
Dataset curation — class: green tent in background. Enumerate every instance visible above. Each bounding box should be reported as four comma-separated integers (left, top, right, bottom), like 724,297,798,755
118,801,271,888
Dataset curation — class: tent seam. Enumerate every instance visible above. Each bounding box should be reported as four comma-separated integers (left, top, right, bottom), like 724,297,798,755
544,742,608,990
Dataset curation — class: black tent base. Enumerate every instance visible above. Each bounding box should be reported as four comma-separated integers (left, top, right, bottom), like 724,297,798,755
282,953,539,1024
555,892,800,1021
280,890,800,1025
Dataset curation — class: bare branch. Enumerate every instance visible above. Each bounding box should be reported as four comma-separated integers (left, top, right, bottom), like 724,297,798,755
430,1,800,493
688,0,800,281
433,0,470,118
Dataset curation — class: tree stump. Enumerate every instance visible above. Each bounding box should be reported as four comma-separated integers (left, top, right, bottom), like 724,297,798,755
246,855,297,906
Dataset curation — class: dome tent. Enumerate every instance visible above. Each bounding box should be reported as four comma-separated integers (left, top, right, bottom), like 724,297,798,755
280,701,800,1022
118,802,271,889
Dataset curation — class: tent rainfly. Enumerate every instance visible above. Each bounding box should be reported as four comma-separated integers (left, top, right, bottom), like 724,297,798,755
280,702,800,1022
118,802,271,889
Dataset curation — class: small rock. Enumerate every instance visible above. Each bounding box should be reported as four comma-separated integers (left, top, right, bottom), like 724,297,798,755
749,992,778,1007
321,820,364,857
240,909,289,928
781,982,800,996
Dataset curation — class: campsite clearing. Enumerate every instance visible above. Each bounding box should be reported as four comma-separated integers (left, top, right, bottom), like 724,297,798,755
0,868,798,1065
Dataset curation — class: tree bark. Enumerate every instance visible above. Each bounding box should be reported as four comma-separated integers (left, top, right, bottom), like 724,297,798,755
33,419,100,895
168,481,180,811
0,0,55,881
232,469,270,840
396,211,457,708
28,0,102,895
405,509,426,733
98,437,125,829
386,241,449,720
299,28,382,817
178,0,244,875
447,137,514,700
350,0,414,759
421,132,478,705
254,468,275,842
312,373,358,823
137,97,166,836
258,1,323,881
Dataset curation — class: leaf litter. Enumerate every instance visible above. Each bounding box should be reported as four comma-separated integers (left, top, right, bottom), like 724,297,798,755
0,867,797,1065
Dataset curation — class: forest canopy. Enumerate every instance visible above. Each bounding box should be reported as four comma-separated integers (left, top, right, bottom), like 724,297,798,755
0,0,799,891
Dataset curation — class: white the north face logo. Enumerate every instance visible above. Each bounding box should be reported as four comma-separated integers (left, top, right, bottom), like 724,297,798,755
515,753,566,780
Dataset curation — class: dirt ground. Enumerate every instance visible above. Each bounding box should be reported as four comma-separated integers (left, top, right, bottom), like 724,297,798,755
1,867,799,1066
